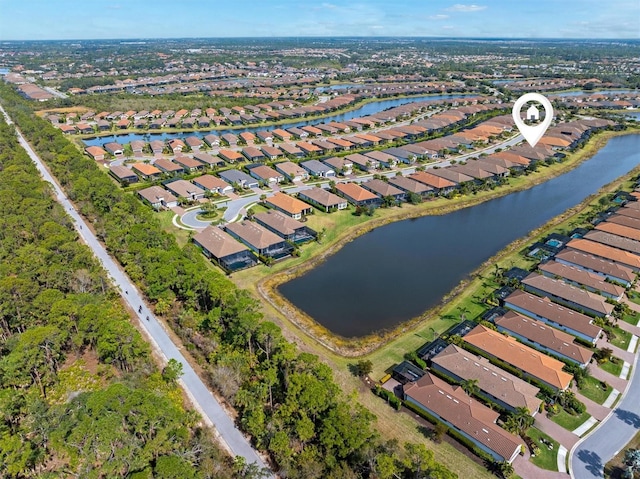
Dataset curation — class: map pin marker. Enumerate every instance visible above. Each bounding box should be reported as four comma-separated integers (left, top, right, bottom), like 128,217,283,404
512,93,554,148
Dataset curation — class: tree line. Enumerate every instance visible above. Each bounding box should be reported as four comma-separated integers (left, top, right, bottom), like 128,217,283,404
0,84,457,479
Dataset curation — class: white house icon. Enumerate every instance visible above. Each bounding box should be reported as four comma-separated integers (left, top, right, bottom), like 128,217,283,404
527,105,540,121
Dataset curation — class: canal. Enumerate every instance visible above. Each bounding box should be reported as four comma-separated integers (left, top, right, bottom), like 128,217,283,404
82,93,474,147
279,133,640,338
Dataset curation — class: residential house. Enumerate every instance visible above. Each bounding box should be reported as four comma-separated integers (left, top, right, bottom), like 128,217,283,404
130,140,146,155
193,226,257,272
366,150,400,168
297,141,322,155
149,140,165,155
225,221,293,260
131,163,162,180
347,153,377,172
256,130,273,144
361,179,406,202
221,133,239,146
254,210,316,243
168,139,185,154
174,155,203,172
192,174,233,195
388,176,433,197
279,143,305,158
265,192,313,219
109,165,138,184
218,169,259,189
494,311,593,367
85,145,107,161
538,261,625,301
165,179,206,200
522,272,615,318
76,123,93,134
203,134,220,148
554,249,635,288
584,230,640,256
272,128,292,141
185,136,203,151
137,185,178,210
242,147,266,162
504,290,603,345
335,182,381,208
382,147,416,164
154,158,184,175
596,221,640,243
300,159,335,178
403,372,524,464
218,149,244,163
261,145,282,160
298,187,347,213
249,165,284,185
463,324,573,391
429,168,475,187
104,142,124,157
409,171,456,195
193,152,225,167
430,344,542,415
322,156,353,175
275,161,308,182
239,132,256,144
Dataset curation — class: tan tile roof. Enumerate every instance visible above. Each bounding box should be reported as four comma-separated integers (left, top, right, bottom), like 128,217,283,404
538,261,624,298
131,163,161,176
254,210,304,236
404,372,524,462
298,187,346,208
266,192,310,215
362,179,404,197
584,230,640,255
192,174,230,191
505,290,602,341
464,324,573,390
555,249,635,283
431,344,542,413
567,238,640,270
335,182,378,202
193,226,248,258
522,272,614,316
225,221,283,250
137,185,176,204
409,171,455,189
495,311,593,365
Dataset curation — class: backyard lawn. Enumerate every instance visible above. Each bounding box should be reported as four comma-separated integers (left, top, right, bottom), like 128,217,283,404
609,326,633,351
527,427,560,471
550,409,592,431
578,375,613,405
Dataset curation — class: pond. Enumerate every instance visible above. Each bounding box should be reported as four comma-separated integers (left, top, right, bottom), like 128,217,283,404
279,134,640,338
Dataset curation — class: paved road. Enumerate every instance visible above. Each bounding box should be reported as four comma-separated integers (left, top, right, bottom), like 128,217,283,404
570,351,640,478
197,132,523,224
0,105,274,477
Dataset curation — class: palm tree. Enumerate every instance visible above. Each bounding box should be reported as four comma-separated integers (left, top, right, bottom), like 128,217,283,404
461,378,479,396
505,407,533,436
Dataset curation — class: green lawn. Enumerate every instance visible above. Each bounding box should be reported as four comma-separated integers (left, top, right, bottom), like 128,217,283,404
609,326,633,351
579,375,613,405
625,290,640,306
550,409,592,431
599,357,624,377
526,427,560,471
622,313,640,326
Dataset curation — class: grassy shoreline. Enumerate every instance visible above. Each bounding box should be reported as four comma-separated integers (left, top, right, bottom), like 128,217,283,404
249,129,639,358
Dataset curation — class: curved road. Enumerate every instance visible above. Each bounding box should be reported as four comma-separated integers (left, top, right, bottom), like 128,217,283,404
570,351,640,479
0,105,274,477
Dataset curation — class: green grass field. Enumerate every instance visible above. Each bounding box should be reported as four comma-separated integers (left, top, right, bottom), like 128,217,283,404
599,357,624,377
610,326,633,351
550,409,592,431
527,427,560,471
579,375,613,405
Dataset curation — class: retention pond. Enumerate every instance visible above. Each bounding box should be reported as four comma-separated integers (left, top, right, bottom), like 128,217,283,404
279,134,640,338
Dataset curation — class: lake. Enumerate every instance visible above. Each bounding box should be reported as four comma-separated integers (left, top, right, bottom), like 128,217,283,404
279,134,640,338
82,93,474,147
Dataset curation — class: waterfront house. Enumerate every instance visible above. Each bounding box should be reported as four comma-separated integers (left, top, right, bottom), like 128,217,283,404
584,230,640,256
265,192,313,219
403,372,524,464
335,182,381,208
203,134,220,147
554,249,635,287
504,290,603,345
521,272,614,318
104,142,124,157
298,187,348,213
225,221,293,260
409,171,456,195
253,210,316,243
85,145,107,161
193,226,257,272
538,261,625,301
137,185,178,210
150,140,165,155
430,344,542,414
168,139,185,154
463,324,573,391
494,311,593,367
361,179,406,202
388,176,433,197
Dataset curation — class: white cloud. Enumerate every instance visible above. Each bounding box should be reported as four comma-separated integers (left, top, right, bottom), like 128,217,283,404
428,14,449,20
446,4,487,12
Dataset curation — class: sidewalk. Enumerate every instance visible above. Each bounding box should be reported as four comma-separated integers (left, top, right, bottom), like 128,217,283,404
513,449,568,479
590,364,628,391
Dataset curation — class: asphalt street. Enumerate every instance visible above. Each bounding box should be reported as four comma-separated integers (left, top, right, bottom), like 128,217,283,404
0,105,274,477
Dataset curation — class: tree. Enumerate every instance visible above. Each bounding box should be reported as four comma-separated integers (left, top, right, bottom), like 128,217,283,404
461,378,479,396
624,448,640,479
504,407,533,436
161,358,184,383
353,359,373,377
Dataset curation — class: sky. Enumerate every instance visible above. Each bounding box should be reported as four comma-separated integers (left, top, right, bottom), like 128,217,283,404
0,0,638,41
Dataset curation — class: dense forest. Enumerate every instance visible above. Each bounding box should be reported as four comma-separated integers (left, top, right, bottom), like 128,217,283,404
0,84,458,479
0,118,243,478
